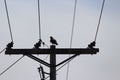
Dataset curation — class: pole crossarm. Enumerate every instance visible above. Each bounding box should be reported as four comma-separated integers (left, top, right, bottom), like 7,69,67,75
5,48,99,55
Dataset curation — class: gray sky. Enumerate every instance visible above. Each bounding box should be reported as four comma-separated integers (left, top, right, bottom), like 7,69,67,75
0,0,120,80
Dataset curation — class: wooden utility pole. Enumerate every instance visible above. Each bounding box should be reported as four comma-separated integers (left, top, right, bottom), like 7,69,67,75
5,44,99,80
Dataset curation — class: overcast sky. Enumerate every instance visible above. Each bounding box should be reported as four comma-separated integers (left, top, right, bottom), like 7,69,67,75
0,0,120,80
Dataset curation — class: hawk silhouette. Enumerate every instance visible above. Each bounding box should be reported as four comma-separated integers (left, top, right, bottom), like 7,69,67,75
50,36,58,45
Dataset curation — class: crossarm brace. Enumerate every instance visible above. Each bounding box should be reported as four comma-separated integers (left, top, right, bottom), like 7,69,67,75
56,54,79,67
26,54,50,67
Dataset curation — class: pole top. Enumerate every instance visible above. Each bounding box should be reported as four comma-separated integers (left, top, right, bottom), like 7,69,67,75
50,45,56,49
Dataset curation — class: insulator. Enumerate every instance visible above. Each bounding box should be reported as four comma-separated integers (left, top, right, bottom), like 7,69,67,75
6,42,13,49
88,41,96,49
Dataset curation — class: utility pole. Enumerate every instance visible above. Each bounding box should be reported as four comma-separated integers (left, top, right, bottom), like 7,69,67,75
50,45,56,80
5,43,99,80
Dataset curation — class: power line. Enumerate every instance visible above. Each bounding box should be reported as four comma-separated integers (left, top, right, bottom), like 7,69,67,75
0,47,6,54
42,43,49,61
43,55,49,61
37,0,42,40
94,0,105,41
4,0,13,42
66,0,77,80
69,0,77,48
0,56,24,76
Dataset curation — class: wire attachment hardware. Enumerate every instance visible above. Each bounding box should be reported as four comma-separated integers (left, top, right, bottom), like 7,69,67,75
38,65,45,80
34,39,45,49
88,41,96,49
6,42,13,49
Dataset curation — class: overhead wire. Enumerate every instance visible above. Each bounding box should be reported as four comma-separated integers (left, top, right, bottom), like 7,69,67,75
37,1,49,78
43,55,49,61
4,0,14,42
0,55,24,76
66,0,77,80
69,0,77,48
42,44,49,61
37,0,42,40
37,0,49,62
94,0,105,42
36,0,49,48
0,47,6,54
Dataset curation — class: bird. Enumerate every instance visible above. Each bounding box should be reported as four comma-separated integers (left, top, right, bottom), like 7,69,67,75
50,36,58,45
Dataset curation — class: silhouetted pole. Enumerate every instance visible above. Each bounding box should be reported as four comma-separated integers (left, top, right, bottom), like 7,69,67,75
50,45,56,80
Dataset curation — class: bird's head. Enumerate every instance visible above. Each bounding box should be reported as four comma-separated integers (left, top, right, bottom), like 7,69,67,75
50,36,53,39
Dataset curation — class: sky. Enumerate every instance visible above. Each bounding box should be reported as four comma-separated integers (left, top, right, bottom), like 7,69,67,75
0,0,120,80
